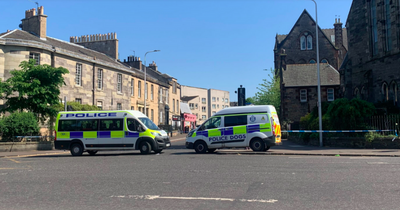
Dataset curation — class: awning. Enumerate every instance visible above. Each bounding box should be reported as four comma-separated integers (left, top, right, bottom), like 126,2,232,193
183,113,196,122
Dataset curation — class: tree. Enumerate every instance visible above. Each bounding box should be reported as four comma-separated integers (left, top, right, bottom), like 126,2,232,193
0,112,40,141
249,68,280,115
1,59,69,121
54,101,101,111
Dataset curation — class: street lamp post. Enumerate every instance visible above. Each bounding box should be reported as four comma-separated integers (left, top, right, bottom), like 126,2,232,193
311,0,323,147
144,50,160,116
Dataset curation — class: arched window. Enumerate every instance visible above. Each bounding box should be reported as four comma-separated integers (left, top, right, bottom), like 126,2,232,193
286,59,295,64
300,36,306,50
309,59,316,64
300,32,312,51
298,59,306,64
354,88,360,98
307,35,312,50
382,82,388,101
321,59,328,63
390,82,397,104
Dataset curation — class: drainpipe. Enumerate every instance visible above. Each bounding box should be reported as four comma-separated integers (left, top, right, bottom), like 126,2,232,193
92,63,96,106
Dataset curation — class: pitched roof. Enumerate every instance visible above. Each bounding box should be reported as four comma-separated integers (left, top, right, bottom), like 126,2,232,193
1,29,130,70
283,63,340,87
181,96,198,102
275,9,348,50
321,28,348,50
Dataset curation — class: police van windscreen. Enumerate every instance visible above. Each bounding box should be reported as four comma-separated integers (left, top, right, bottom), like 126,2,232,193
139,118,159,130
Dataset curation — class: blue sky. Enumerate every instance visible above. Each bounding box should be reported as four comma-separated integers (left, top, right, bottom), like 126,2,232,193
1,0,352,101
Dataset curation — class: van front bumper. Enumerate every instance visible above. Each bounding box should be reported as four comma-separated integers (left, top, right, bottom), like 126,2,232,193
186,142,194,149
155,136,171,149
263,136,281,146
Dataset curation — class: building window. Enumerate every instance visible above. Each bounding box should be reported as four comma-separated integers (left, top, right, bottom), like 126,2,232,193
159,88,163,103
138,81,141,98
212,97,216,102
189,103,194,110
145,83,148,100
97,101,103,110
173,82,177,94
217,104,219,108
202,115,206,120
212,104,216,109
98,69,103,89
371,0,378,55
130,79,134,96
151,85,154,100
321,59,328,63
300,32,312,50
173,99,175,112
300,89,307,102
117,103,122,110
202,106,206,112
327,88,334,101
166,90,169,104
29,52,40,65
75,98,82,104
195,103,198,109
222,105,224,108
385,0,392,51
225,99,228,103
131,106,134,110
382,83,389,101
151,109,154,121
75,63,82,86
117,74,122,93
212,111,216,115
177,100,179,113
202,98,206,104
160,111,163,123
354,88,360,98
217,97,219,102
309,59,316,64
225,106,229,108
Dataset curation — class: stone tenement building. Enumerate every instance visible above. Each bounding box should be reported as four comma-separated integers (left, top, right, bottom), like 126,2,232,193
341,0,400,108
0,6,180,127
274,10,347,127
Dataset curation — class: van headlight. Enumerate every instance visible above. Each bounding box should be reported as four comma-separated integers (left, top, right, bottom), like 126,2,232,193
151,132,161,136
187,130,194,137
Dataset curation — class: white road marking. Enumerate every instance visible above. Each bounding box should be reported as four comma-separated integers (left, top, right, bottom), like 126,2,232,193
110,195,278,203
367,162,389,164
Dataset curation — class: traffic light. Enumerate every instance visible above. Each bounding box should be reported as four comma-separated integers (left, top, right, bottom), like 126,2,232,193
237,85,246,106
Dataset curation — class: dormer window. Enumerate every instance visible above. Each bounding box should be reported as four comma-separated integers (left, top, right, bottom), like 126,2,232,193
300,32,312,50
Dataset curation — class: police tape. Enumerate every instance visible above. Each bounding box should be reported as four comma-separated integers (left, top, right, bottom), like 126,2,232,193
282,130,395,133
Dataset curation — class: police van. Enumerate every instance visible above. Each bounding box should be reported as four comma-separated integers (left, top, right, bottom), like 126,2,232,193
185,105,281,153
54,110,171,156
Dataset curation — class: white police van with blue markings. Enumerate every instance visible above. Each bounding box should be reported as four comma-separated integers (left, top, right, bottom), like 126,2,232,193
185,105,281,153
54,110,171,156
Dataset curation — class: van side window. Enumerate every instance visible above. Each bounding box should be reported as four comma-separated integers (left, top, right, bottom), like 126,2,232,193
203,117,221,130
127,119,141,131
224,115,247,127
99,119,123,131
58,119,98,131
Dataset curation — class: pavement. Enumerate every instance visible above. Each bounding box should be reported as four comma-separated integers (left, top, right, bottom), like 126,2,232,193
1,133,400,158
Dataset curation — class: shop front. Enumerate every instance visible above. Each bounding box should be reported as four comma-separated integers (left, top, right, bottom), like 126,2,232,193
182,113,196,133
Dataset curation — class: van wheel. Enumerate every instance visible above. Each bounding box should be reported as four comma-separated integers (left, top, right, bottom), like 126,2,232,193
140,141,151,154
250,138,265,152
70,143,83,156
194,141,207,154
264,146,271,151
208,149,216,153
87,150,98,156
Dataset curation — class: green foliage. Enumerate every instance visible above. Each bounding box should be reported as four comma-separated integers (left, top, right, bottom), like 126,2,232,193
299,102,330,130
249,68,280,115
0,112,40,141
0,59,69,121
54,101,101,111
325,98,375,130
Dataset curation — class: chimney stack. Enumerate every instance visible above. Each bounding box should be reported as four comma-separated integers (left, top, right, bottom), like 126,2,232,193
123,56,142,70
334,17,343,49
70,32,119,60
21,6,47,39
